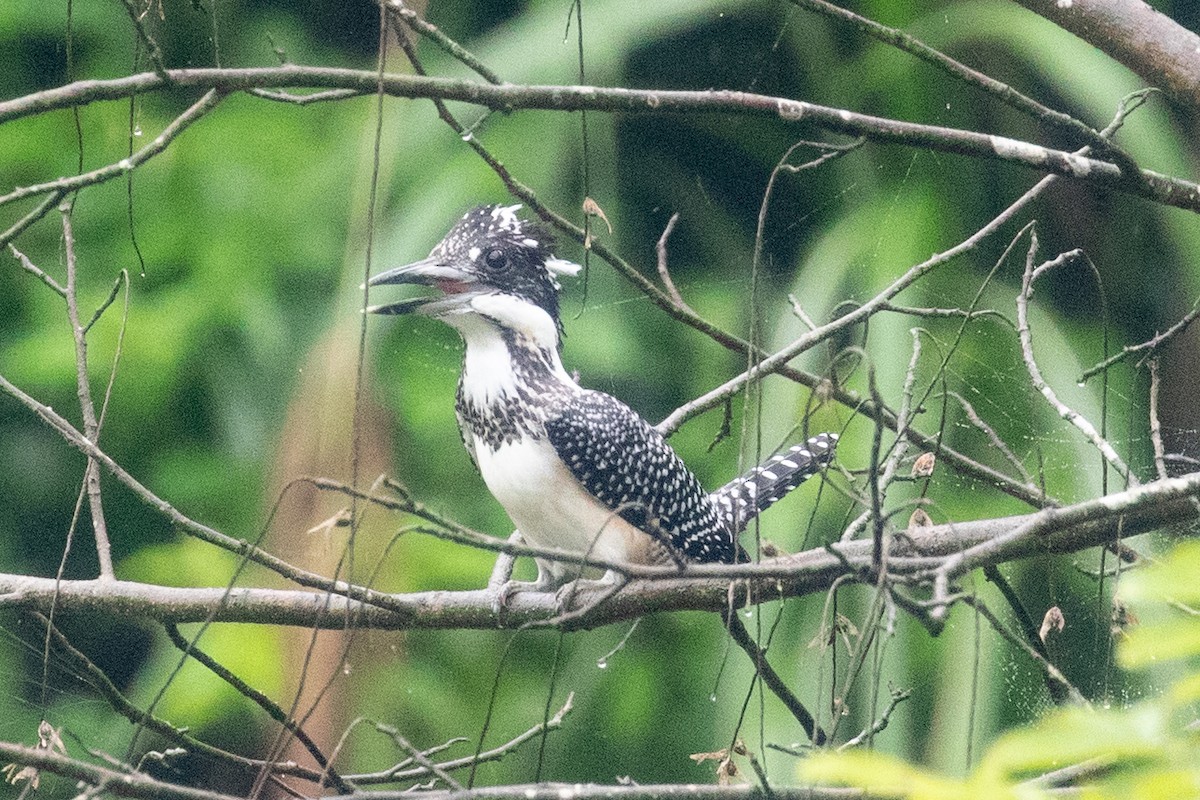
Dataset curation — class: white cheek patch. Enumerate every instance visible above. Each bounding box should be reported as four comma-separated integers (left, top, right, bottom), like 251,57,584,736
470,294,561,350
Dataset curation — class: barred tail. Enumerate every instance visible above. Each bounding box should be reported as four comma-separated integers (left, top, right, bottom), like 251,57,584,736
711,433,838,533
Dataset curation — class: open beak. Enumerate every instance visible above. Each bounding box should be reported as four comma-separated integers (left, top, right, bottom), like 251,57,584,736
365,256,476,315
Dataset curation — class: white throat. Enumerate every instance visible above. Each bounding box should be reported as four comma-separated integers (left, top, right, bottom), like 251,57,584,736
441,294,574,407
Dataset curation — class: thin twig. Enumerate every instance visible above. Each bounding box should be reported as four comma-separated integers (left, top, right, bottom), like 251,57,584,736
655,174,1057,436
0,190,66,251
8,244,65,296
724,613,825,744
118,0,171,82
946,390,1033,485
33,612,320,779
655,213,692,313
959,596,1088,705
1016,238,1135,484
836,686,911,750
162,624,351,792
61,203,114,580
0,89,225,212
787,0,1144,180
349,695,574,784
247,87,365,104
1148,358,1168,481
384,0,503,84
1079,294,1200,382
875,302,1013,325
372,725,464,790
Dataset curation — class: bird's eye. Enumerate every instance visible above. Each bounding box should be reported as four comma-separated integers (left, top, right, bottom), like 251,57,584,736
483,249,509,272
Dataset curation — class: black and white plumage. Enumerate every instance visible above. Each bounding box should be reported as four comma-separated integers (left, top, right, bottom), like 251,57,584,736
368,204,837,589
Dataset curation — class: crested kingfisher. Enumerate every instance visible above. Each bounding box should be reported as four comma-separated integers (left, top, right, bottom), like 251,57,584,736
368,204,836,593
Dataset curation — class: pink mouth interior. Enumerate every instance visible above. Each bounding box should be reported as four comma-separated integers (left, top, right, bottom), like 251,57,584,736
436,279,472,294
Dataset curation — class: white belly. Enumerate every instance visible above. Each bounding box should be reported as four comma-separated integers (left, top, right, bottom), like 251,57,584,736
474,436,642,583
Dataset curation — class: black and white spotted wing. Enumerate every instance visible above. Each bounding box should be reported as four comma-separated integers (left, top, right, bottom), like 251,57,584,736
711,433,838,531
543,390,738,564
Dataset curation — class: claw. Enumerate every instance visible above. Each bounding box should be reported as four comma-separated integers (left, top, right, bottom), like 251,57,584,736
490,576,555,616
552,570,627,616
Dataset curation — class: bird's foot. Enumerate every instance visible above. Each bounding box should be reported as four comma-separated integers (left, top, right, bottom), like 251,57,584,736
490,576,556,616
551,570,627,620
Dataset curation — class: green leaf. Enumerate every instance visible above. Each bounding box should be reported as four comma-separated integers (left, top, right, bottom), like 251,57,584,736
799,751,971,800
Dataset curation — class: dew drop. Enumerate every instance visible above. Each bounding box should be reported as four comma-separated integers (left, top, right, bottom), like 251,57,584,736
709,693,718,702
133,125,143,137
596,658,608,669
343,662,352,675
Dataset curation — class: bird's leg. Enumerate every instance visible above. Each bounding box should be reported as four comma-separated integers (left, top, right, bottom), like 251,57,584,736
487,530,523,592
488,531,560,615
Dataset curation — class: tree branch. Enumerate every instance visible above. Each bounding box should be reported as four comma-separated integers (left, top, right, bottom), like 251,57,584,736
0,68,1196,212
2,470,1195,630
1012,0,1200,112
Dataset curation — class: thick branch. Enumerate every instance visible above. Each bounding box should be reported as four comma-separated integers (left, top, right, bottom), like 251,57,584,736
0,67,1197,212
1013,0,1200,112
332,785,868,800
2,471,1195,631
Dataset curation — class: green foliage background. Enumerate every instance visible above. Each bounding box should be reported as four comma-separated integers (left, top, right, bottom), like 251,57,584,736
1,0,1197,793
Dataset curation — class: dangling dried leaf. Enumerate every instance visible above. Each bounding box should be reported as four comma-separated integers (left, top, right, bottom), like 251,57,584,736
3,721,66,790
815,377,835,405
911,452,936,478
717,757,739,785
583,197,613,233
581,197,613,248
689,748,728,764
1039,606,1065,644
907,508,933,533
1111,595,1139,636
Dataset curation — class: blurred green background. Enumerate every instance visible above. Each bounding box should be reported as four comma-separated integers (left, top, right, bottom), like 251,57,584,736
1,0,1198,793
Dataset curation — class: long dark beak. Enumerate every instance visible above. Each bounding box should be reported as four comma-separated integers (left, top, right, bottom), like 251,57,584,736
365,256,475,315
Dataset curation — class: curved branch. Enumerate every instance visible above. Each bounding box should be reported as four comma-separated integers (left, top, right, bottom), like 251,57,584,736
1013,0,1200,112
0,67,1196,212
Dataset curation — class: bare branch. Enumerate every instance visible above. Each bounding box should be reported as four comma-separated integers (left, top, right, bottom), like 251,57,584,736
1016,242,1134,483
960,596,1087,705
1,470,1196,630
1078,294,1200,382
7,244,65,296
946,390,1034,486
1013,0,1200,112
1148,358,1168,481
0,89,225,212
0,68,1197,211
383,0,502,85
656,173,1057,436
655,213,692,313
789,0,1144,180
61,204,114,579
348,695,574,784
0,740,244,800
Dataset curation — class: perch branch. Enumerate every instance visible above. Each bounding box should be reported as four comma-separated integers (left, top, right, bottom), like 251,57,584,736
2,469,1196,631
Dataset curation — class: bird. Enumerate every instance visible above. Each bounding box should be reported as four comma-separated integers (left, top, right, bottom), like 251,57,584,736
367,204,837,597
